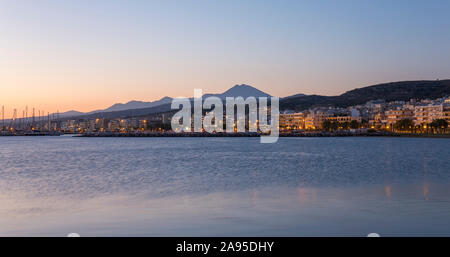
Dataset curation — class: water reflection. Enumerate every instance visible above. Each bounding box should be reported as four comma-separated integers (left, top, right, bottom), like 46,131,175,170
0,136,449,236
1,183,449,236
423,183,429,200
384,185,392,199
296,187,316,204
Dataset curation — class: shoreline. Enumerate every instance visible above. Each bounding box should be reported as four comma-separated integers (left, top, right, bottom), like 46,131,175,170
0,132,62,136
1,131,449,138
76,132,450,139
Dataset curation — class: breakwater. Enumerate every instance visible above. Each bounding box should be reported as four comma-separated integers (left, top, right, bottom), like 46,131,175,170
0,131,62,136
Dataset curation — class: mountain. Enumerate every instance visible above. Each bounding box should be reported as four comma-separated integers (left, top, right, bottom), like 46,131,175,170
89,96,173,113
215,84,271,98
55,80,450,119
280,80,450,111
72,103,174,120
58,110,85,118
68,85,270,119
200,84,271,100
282,93,306,99
57,84,271,119
96,84,270,114
55,80,450,120
56,97,173,118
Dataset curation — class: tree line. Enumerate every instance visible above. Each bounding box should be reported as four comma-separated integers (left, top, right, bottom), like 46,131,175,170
393,118,448,134
321,120,361,132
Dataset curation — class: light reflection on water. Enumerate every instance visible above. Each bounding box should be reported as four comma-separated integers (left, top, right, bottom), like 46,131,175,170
0,136,449,236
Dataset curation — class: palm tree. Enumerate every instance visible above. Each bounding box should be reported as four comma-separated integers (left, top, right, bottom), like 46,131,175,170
342,121,350,130
430,119,448,134
350,120,359,129
394,119,414,133
322,120,332,132
331,121,339,131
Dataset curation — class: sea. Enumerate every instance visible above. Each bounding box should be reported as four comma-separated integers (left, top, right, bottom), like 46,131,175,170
0,135,449,236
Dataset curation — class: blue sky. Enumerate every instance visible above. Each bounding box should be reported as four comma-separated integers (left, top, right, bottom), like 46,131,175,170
1,0,450,114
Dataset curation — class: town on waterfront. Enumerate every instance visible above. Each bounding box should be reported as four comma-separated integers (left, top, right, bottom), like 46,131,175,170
1,89,449,137
2,0,450,242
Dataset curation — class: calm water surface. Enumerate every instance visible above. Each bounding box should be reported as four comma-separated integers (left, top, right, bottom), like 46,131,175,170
0,135,449,236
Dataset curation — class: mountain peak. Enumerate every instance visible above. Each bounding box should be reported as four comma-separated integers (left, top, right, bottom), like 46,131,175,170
127,100,142,104
159,96,172,101
231,84,252,88
221,84,271,98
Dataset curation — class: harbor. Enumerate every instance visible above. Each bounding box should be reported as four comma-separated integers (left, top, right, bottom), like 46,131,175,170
0,105,63,136
0,131,62,136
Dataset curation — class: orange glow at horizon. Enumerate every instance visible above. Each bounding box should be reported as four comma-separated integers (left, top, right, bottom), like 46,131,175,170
3,1,450,119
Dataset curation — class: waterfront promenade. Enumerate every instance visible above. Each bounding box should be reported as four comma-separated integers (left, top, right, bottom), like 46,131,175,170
1,131,449,138
77,131,450,138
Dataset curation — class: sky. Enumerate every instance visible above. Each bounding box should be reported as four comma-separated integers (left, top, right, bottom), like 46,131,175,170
1,0,450,117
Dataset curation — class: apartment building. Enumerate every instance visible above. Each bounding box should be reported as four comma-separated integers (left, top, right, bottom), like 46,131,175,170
385,109,414,125
414,103,450,124
305,111,329,129
279,112,305,130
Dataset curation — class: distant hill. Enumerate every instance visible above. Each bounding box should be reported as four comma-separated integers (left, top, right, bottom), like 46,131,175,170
214,84,271,98
58,110,85,118
200,84,271,100
72,103,174,120
60,84,271,119
282,93,307,99
88,96,173,113
57,80,450,120
280,80,450,111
